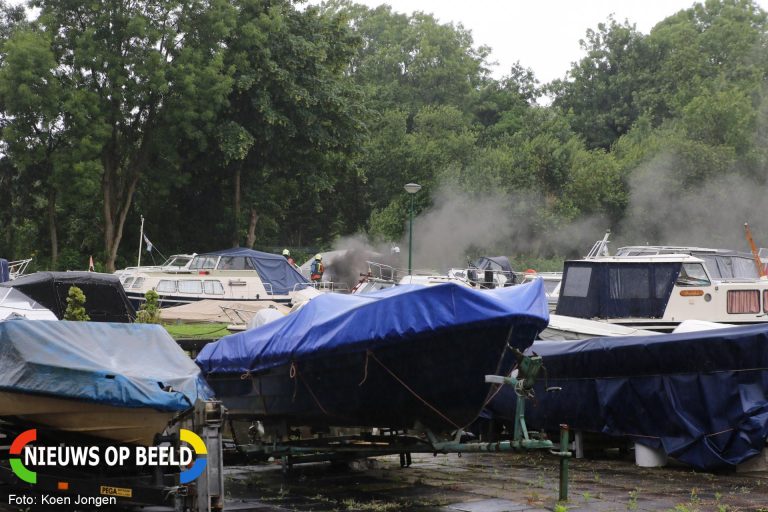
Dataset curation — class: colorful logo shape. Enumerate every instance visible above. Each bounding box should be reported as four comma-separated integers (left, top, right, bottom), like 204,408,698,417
179,429,207,484
10,429,37,484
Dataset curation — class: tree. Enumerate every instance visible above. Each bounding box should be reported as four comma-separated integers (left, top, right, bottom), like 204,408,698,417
63,285,90,321
136,289,160,324
16,0,236,271
218,0,366,248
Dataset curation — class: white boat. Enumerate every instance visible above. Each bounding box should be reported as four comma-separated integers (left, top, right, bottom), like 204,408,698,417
115,253,196,279
121,248,308,309
539,314,657,341
556,250,768,332
0,288,58,321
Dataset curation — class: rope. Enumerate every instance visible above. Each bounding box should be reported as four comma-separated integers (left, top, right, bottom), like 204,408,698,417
359,350,370,386
240,371,252,380
288,361,332,416
367,351,461,430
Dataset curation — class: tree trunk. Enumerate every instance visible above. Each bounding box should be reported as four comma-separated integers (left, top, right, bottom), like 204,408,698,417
47,188,58,270
246,208,259,248
232,165,241,247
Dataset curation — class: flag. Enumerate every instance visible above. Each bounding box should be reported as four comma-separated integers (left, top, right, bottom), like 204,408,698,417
88,256,94,272
143,234,153,252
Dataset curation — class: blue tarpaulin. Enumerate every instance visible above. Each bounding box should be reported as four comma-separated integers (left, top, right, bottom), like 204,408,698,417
0,320,212,411
203,248,308,295
487,324,768,470
197,280,549,374
0,259,8,283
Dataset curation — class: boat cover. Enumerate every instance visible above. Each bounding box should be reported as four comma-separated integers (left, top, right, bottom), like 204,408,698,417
0,259,8,283
0,320,212,411
488,324,768,470
1,271,136,322
197,279,549,374
203,248,308,295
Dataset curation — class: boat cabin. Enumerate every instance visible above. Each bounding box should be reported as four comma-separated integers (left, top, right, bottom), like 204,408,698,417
120,248,308,308
556,254,768,331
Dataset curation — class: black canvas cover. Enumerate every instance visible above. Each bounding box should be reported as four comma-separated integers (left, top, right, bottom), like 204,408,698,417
487,324,768,470
1,271,136,322
0,259,7,283
556,261,681,319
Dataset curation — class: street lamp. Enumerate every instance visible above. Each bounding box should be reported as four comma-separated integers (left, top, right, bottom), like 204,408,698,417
404,182,422,276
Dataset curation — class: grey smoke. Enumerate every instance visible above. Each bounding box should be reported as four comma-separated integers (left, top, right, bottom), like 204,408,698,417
618,152,768,252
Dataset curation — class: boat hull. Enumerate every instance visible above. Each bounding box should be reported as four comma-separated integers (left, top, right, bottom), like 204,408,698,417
0,391,175,446
206,321,536,432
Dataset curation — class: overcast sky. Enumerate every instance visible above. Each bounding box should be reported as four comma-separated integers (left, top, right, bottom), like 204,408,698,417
346,0,768,84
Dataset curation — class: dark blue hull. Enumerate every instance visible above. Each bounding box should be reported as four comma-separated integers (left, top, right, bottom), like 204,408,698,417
206,320,538,432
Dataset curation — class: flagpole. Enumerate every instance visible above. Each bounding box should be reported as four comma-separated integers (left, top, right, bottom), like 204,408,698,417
137,215,144,271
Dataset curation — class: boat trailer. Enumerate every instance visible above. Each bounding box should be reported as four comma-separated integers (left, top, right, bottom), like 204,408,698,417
0,399,225,512
235,350,572,501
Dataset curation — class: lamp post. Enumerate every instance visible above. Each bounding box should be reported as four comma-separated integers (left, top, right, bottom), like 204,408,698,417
404,183,422,276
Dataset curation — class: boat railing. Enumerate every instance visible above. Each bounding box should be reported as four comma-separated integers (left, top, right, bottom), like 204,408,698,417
365,261,400,282
292,282,350,293
585,231,611,259
8,258,32,279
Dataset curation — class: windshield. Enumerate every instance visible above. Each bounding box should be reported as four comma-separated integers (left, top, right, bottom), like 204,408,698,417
675,263,711,287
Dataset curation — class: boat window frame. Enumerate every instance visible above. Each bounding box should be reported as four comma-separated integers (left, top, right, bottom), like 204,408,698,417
561,266,592,298
675,263,711,287
727,290,760,314
189,256,218,270
177,280,204,294
156,280,178,293
203,280,224,295
130,277,145,289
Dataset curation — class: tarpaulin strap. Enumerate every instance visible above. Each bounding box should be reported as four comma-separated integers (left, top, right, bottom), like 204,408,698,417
289,361,332,416
359,350,371,386
290,362,298,401
368,351,461,430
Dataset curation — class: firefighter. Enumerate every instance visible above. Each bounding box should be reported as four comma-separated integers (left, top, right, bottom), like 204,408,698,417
310,254,325,282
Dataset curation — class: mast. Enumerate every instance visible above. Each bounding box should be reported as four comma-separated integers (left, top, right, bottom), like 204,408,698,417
137,215,145,271
744,222,765,277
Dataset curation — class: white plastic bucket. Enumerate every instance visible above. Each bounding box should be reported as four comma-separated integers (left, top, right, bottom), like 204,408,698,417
635,443,668,467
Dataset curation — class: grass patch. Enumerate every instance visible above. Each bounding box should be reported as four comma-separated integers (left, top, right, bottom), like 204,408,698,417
163,322,230,340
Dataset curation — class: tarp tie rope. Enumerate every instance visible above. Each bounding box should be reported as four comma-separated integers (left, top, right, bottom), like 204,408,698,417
289,362,298,400
240,371,252,380
288,361,332,416
367,351,461,430
359,350,371,386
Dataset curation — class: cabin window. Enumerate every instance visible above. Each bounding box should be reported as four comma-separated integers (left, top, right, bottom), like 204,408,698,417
609,267,650,299
676,264,710,287
217,256,254,270
764,290,768,313
562,267,592,297
727,290,760,314
189,256,217,270
178,280,203,294
131,277,145,289
204,280,224,295
122,277,135,287
156,280,177,293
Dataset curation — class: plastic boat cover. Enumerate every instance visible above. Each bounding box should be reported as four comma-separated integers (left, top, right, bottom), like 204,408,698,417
1,271,136,322
0,288,58,321
489,324,768,470
197,279,549,374
0,259,8,283
203,248,308,295
0,320,212,411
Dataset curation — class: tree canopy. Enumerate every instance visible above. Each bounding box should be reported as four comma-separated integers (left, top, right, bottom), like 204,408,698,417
1,0,767,271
